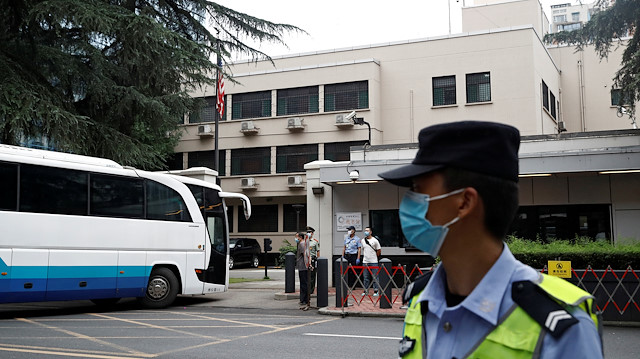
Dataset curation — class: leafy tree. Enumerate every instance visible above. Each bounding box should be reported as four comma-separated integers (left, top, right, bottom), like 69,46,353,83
544,0,640,116
0,0,301,169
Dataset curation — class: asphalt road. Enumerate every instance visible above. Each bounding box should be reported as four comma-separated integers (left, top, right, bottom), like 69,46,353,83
0,268,638,358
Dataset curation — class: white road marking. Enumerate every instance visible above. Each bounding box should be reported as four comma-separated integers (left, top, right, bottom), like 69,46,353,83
303,333,401,340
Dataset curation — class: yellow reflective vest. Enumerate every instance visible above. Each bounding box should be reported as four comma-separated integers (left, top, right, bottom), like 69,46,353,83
399,274,600,359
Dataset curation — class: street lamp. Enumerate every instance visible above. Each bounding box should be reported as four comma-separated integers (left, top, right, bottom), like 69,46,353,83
292,204,305,232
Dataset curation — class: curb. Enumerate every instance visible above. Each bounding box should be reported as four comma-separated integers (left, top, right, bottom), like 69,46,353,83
318,307,406,318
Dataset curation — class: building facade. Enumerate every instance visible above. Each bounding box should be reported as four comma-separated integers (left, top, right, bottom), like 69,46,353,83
174,0,639,259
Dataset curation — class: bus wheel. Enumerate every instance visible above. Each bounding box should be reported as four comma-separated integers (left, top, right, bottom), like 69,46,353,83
138,267,179,309
252,255,259,268
91,298,120,306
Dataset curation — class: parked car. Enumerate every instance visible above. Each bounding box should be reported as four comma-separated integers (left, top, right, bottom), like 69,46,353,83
229,238,261,269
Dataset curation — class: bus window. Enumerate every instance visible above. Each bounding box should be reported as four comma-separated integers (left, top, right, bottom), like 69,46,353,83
207,216,226,253
0,162,18,211
90,174,144,218
20,164,88,215
145,180,191,222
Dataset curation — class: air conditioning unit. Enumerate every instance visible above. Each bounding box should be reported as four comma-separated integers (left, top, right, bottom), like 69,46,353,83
240,120,259,135
287,175,304,188
287,117,304,130
240,177,257,189
335,114,354,128
197,124,214,137
558,121,567,132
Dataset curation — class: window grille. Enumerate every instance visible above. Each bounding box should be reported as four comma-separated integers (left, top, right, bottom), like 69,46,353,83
238,204,278,232
324,141,368,162
189,96,226,123
231,147,270,175
231,91,271,119
611,89,624,106
550,92,556,119
433,75,456,106
542,81,549,111
165,153,184,171
276,144,318,173
466,72,491,103
324,81,368,112
276,86,319,116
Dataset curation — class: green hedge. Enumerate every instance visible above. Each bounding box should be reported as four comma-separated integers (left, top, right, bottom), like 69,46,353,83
277,239,297,267
507,236,640,269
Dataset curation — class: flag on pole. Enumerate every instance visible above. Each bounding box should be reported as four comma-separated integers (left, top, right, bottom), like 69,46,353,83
216,57,225,120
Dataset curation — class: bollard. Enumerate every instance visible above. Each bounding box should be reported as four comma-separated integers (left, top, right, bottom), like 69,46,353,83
317,257,328,307
379,258,393,309
334,257,348,308
285,252,296,293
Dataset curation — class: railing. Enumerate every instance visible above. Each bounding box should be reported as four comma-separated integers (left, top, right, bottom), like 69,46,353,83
337,262,640,321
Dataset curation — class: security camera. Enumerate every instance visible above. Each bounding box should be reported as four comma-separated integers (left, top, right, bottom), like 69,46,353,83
349,170,360,181
345,111,357,121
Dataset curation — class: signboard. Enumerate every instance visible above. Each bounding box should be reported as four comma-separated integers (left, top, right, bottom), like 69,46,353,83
336,212,362,231
548,260,572,278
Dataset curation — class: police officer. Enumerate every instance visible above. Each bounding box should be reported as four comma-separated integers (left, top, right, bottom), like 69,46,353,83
379,121,603,358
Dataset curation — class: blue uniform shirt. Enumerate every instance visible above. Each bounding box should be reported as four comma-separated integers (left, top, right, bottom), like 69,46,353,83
344,235,361,254
417,244,603,358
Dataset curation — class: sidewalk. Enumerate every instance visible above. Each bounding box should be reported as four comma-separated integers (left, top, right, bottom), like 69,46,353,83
229,277,407,318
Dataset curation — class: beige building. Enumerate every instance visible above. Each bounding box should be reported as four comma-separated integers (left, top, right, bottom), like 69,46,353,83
549,2,594,33
173,0,639,262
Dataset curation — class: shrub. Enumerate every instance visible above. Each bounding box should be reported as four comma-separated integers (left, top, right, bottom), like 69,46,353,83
506,236,640,269
277,239,297,267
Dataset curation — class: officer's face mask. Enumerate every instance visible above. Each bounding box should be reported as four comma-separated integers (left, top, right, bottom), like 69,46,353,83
399,188,464,256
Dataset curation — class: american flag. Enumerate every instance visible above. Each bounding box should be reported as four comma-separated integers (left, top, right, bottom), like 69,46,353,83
216,57,225,120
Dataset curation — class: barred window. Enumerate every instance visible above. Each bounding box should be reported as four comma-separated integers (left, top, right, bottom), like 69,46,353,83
610,89,629,106
324,141,367,162
466,72,491,103
550,92,556,119
188,150,226,176
324,81,368,112
542,81,549,111
189,96,226,123
433,76,456,106
238,204,278,232
232,91,271,119
277,86,319,116
231,147,270,175
276,144,318,173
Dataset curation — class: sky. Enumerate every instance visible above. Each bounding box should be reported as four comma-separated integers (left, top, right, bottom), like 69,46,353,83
213,0,589,61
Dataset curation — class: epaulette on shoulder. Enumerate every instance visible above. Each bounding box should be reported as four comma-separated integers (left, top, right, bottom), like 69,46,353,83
512,280,579,338
402,271,434,305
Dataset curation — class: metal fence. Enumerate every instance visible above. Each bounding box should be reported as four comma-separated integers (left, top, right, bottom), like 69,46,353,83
337,262,640,321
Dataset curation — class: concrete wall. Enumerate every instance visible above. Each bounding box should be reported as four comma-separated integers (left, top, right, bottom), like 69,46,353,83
463,0,548,37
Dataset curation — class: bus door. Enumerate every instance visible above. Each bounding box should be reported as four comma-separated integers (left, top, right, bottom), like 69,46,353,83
202,188,227,285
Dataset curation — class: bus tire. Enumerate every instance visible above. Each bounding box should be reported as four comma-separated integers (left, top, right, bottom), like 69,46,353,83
138,267,179,309
91,298,120,306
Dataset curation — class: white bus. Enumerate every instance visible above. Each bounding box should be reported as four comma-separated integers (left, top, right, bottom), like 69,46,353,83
0,144,250,308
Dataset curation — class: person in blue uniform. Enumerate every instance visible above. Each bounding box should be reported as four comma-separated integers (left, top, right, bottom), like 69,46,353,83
379,121,603,359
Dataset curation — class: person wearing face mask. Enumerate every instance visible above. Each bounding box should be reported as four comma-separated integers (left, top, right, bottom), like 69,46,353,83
360,227,381,297
342,225,361,289
379,121,602,359
294,231,310,310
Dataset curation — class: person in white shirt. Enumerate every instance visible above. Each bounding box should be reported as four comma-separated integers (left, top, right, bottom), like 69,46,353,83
360,227,381,296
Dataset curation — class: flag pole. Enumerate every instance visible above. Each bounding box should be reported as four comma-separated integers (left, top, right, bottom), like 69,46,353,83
214,39,221,177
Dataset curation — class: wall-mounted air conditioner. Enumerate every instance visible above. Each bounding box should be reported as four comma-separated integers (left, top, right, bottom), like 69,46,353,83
557,121,567,132
287,175,304,188
287,117,304,131
335,114,354,128
240,177,257,189
197,124,214,137
240,120,259,135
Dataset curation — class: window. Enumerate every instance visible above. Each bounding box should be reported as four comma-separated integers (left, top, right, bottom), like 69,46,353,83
232,91,271,119
571,12,580,22
369,209,404,247
238,204,278,232
146,180,191,222
553,15,567,23
188,150,226,176
277,86,319,116
189,96,226,123
90,174,144,218
276,144,318,173
19,164,88,215
283,204,307,232
610,89,629,106
227,206,234,233
432,75,456,106
559,23,581,32
324,141,367,162
466,72,491,103
509,204,611,242
231,147,271,175
324,81,369,112
165,152,184,171
0,162,18,211
542,81,549,111
550,92,557,119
